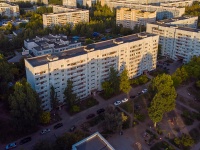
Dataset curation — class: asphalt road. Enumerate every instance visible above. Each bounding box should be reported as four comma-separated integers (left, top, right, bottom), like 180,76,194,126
0,84,148,150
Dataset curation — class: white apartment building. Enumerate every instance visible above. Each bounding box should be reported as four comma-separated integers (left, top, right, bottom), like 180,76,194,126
116,8,156,29
25,32,159,111
7,0,48,4
63,0,76,7
160,0,194,7
105,1,185,20
23,34,81,56
147,23,200,63
0,2,19,17
157,16,198,28
43,6,89,27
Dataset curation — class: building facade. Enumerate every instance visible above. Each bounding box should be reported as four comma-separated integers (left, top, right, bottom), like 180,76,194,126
25,32,159,111
105,1,185,20
63,0,76,7
147,23,200,63
43,6,89,28
116,7,156,29
23,34,81,56
0,2,19,17
7,0,48,4
160,0,194,7
157,15,198,29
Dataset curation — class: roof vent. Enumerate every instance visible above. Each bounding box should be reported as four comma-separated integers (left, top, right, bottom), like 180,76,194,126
137,33,147,38
47,54,59,61
84,44,95,52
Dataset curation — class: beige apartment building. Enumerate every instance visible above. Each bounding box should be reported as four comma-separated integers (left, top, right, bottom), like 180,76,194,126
0,2,19,17
43,7,89,28
160,0,194,7
25,32,159,111
147,22,200,63
116,8,156,29
63,0,76,7
7,0,48,4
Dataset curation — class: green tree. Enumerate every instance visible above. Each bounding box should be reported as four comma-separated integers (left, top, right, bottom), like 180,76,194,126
109,67,119,92
120,68,131,95
64,79,77,107
148,74,177,127
196,80,200,88
85,38,94,45
50,85,58,110
121,112,128,122
101,81,114,97
9,79,41,131
174,134,194,147
40,111,51,124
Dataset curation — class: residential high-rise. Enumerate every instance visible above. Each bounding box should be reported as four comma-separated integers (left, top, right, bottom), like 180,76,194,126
25,32,159,111
147,22,200,63
0,2,19,17
43,6,89,28
116,8,156,29
160,0,193,7
63,0,76,7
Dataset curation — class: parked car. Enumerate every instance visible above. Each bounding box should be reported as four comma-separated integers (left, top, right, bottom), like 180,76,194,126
19,137,32,145
40,129,50,135
137,92,142,96
69,125,76,132
114,100,121,106
122,98,128,103
130,95,136,99
86,114,95,119
5,142,17,150
142,89,148,93
97,108,105,114
54,123,63,129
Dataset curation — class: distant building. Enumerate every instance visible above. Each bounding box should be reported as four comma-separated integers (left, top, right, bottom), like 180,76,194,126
160,0,193,7
105,1,185,20
147,22,200,63
157,16,198,29
116,8,156,30
72,132,115,150
0,2,19,17
23,34,81,56
62,0,76,7
6,0,48,4
43,6,89,28
25,32,158,111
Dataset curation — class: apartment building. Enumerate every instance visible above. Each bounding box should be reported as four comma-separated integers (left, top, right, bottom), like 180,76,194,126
25,32,159,111
23,34,81,56
147,23,200,63
43,6,89,27
6,0,48,4
160,0,194,7
0,2,19,17
116,8,156,29
63,0,76,7
157,16,198,28
105,1,185,20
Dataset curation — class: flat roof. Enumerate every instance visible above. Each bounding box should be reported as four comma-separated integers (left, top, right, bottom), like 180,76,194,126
26,32,157,67
148,22,200,32
157,16,197,23
72,132,115,150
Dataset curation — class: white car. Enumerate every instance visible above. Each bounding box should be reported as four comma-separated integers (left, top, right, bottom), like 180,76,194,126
5,142,17,150
122,98,128,103
40,129,50,135
114,101,121,106
142,89,148,93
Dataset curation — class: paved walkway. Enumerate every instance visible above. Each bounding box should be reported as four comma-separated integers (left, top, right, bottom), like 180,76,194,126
8,51,23,63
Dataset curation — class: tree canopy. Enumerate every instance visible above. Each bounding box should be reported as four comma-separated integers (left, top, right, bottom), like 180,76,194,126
119,68,131,94
148,74,177,127
64,79,77,107
9,79,41,131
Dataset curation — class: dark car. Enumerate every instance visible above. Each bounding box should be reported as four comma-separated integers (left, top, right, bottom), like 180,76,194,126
69,125,76,132
54,123,63,129
86,114,95,119
97,108,105,114
137,92,142,96
130,95,136,99
19,137,32,145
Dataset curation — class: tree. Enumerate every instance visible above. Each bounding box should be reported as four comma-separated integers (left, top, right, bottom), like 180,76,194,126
121,112,128,122
109,67,119,92
119,68,131,95
40,111,51,124
50,85,58,110
33,140,53,150
101,81,114,97
174,134,194,147
64,79,77,107
103,106,122,132
148,74,177,127
9,79,41,131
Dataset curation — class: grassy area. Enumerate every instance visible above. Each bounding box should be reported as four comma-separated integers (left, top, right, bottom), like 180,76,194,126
87,114,105,127
120,101,133,113
150,141,175,150
99,92,122,100
122,116,131,129
189,128,200,143
67,97,99,115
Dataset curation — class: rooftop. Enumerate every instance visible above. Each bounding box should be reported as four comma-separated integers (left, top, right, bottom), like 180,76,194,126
149,22,200,32
26,32,157,67
157,16,197,24
72,132,115,150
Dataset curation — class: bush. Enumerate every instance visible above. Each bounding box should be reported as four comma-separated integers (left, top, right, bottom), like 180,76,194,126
71,105,80,113
130,75,149,86
86,98,98,107
40,112,51,124
134,113,146,122
120,101,133,113
181,114,194,126
122,117,130,129
132,120,139,127
189,128,200,143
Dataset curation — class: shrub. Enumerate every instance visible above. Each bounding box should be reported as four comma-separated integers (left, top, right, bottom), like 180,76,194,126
40,112,51,124
71,105,80,113
134,113,146,122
